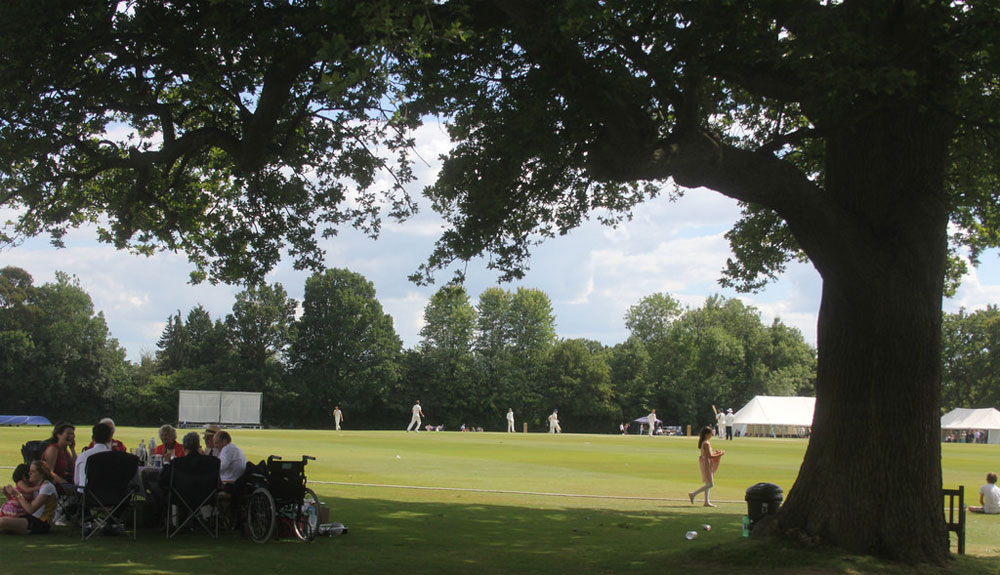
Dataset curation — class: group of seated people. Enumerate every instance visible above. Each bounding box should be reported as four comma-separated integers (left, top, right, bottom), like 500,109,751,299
1,418,249,535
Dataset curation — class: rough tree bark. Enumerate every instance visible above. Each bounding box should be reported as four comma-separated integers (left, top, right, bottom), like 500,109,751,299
776,100,953,562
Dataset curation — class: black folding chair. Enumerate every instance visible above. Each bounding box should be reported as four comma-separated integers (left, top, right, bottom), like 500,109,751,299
79,451,140,541
165,455,221,538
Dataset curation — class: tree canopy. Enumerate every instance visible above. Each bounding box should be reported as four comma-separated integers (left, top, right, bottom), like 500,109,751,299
0,0,429,284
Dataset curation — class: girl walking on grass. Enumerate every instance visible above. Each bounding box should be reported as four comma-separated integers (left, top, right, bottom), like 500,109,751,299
688,426,725,507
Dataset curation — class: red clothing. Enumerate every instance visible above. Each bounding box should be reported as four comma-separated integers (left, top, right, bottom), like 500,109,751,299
43,444,73,482
154,442,185,459
86,438,127,452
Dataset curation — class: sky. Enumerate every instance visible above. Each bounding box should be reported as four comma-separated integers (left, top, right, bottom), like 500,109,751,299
3,123,1000,362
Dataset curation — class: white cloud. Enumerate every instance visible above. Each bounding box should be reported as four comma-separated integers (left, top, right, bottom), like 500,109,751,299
6,125,999,361
945,259,1000,314
380,291,430,346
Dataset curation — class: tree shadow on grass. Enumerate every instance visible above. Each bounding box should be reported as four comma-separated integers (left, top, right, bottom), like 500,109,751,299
3,496,996,575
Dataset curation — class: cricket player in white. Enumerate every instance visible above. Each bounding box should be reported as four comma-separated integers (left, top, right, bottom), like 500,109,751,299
407,400,425,432
506,408,515,432
548,409,561,433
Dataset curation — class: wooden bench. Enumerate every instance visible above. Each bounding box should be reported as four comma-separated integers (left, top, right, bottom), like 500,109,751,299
943,485,965,555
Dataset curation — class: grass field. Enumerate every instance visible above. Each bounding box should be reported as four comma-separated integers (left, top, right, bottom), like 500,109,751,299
1,426,998,575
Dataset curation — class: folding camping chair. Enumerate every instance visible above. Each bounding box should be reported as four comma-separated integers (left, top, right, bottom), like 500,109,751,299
79,451,140,540
165,456,221,538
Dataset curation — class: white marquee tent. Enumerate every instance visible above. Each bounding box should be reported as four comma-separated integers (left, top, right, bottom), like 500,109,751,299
731,395,815,438
940,407,1000,444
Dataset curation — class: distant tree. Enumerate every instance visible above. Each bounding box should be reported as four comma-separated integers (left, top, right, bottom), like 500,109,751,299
624,293,683,347
473,287,517,415
184,305,231,371
418,285,478,425
0,268,128,421
290,268,403,426
155,311,188,373
543,339,615,433
764,320,817,397
507,288,557,421
226,283,297,412
111,353,178,426
941,306,1000,409
607,337,651,424
473,287,556,426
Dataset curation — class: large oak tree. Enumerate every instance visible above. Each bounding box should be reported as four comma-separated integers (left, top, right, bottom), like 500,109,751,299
406,0,1000,563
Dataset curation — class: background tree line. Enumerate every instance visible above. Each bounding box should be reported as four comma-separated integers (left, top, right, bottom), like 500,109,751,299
4,263,994,432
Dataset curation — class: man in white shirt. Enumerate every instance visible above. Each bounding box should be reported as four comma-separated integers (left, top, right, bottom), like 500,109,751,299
724,408,735,440
215,431,247,484
75,423,113,487
333,406,344,431
970,473,1000,514
647,410,657,437
406,400,424,432
506,408,515,433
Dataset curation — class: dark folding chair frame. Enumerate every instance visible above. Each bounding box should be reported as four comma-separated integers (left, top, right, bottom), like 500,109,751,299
79,451,140,541
166,457,221,539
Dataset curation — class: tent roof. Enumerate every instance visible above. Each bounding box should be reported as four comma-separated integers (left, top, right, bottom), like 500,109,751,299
731,396,815,427
632,416,662,425
940,407,1000,430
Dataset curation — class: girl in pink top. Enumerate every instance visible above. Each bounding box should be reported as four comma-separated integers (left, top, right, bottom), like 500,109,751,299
688,426,725,507
1,465,39,517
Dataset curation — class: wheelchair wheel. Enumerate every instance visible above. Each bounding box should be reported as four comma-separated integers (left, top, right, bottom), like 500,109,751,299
246,487,276,544
292,488,320,542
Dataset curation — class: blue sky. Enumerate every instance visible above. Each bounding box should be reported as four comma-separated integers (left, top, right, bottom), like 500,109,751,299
3,123,998,361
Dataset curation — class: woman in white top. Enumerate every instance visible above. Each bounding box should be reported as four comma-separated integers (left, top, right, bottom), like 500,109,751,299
0,461,58,534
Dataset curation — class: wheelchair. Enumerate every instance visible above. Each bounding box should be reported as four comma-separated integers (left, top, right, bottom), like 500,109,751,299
241,455,321,544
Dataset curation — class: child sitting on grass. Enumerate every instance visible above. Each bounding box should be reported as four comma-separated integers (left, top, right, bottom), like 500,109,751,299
1,464,40,517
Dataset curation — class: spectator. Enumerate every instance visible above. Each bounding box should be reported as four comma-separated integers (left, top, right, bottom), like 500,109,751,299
86,418,127,452
215,431,247,485
154,425,186,463
969,473,1000,514
41,422,76,491
74,423,113,488
0,464,38,517
202,426,221,457
159,432,218,489
0,461,58,535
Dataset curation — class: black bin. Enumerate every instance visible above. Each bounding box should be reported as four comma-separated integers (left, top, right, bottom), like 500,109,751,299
745,482,783,530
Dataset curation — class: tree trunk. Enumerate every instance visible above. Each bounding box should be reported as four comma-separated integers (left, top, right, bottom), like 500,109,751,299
776,101,953,563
